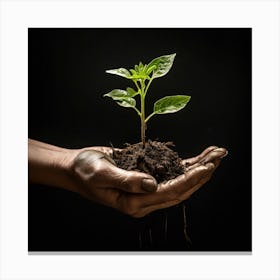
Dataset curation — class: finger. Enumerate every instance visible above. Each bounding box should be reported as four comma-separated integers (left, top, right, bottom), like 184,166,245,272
185,158,221,172
199,147,228,164
177,171,213,201
159,162,215,197
182,146,218,166
184,162,201,172
139,154,226,216
110,148,227,217
141,173,213,216
133,162,215,210
105,164,158,194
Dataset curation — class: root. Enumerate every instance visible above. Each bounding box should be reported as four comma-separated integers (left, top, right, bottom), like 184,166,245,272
182,204,192,245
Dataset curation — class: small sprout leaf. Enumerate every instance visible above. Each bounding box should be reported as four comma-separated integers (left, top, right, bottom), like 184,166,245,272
106,68,132,79
153,95,191,114
146,65,157,75
147,53,176,79
130,69,137,75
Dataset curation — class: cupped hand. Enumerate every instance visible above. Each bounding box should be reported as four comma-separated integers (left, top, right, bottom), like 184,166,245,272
133,146,227,217
71,146,227,218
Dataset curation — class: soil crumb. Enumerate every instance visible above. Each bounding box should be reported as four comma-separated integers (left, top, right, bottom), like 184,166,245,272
113,140,185,183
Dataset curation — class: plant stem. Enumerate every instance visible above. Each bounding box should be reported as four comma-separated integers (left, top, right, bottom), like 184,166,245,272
134,79,146,147
134,80,141,92
139,80,147,148
145,111,156,123
140,92,146,148
144,77,153,96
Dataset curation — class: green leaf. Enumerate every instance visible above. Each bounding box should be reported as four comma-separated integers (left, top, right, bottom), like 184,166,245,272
130,69,137,75
126,87,139,97
103,89,136,109
103,89,129,100
153,95,191,114
146,65,157,75
147,53,176,79
116,97,136,108
106,68,132,79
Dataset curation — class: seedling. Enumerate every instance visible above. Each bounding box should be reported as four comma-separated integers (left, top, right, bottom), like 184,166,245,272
104,53,191,147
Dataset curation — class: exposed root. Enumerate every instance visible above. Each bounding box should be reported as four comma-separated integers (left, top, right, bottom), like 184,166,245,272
182,204,192,245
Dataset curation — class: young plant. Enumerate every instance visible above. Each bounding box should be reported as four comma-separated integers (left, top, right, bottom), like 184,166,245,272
103,53,191,147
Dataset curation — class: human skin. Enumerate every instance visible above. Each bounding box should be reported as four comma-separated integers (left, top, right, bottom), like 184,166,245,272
28,139,227,218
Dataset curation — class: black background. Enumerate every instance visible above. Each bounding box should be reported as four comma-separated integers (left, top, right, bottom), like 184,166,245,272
28,28,251,251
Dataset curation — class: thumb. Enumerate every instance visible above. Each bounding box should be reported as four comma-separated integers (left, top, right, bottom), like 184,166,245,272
107,164,158,193
73,149,158,194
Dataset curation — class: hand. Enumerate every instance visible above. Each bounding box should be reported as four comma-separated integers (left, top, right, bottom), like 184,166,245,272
28,140,156,203
71,146,227,218
71,147,158,207
133,146,227,217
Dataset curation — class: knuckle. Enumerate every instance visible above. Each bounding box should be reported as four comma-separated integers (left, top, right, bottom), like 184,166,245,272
72,151,90,171
124,173,141,192
119,177,131,192
73,157,104,182
120,173,144,193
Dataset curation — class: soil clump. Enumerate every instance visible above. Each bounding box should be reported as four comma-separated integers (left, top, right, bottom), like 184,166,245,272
113,140,185,183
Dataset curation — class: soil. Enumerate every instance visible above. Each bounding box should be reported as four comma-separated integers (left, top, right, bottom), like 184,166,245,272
113,140,186,183
112,140,191,249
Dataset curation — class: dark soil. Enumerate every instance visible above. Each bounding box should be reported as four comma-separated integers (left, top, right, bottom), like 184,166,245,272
113,140,191,249
113,140,186,183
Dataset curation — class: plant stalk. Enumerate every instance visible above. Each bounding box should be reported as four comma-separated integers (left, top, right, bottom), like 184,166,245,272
140,94,146,148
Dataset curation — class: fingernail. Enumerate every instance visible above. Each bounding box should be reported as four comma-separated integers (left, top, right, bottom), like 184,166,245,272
214,148,228,158
142,178,157,192
221,150,228,158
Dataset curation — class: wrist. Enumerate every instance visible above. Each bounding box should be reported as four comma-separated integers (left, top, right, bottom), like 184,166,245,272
28,139,82,194
50,147,83,194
